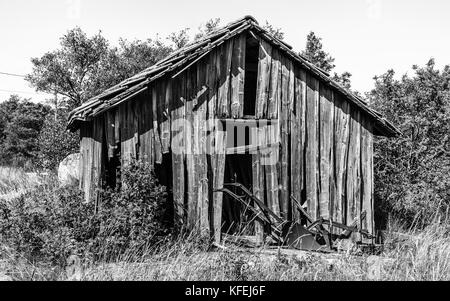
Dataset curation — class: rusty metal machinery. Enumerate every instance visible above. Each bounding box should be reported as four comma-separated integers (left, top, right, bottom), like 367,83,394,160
215,183,376,252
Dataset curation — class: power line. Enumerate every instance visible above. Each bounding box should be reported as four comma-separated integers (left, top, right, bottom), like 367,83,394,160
0,89,47,96
0,72,26,78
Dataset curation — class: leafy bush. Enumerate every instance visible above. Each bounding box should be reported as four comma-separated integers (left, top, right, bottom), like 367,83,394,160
0,185,95,266
0,160,170,266
370,59,450,228
91,160,171,260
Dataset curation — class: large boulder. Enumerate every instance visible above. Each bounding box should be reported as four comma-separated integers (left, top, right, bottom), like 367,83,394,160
58,153,81,186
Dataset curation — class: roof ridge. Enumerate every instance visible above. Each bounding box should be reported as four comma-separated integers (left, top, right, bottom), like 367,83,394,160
68,16,400,137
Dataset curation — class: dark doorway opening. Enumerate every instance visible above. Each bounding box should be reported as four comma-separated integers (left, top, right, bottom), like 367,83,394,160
243,33,259,117
222,154,254,235
155,153,174,228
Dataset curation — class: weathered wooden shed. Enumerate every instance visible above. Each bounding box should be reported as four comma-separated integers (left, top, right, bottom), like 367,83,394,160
68,16,399,245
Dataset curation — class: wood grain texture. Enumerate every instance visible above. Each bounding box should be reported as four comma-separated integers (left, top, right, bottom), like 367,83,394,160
171,73,186,227
279,57,293,219
120,101,137,166
152,84,163,164
206,51,218,238
319,84,334,219
185,67,197,230
79,118,104,203
268,49,281,119
256,39,273,119
79,122,92,202
361,118,374,243
333,92,350,224
196,61,209,236
290,67,306,222
105,110,116,160
217,39,234,118
305,73,320,219
265,123,280,217
252,125,265,245
161,80,171,153
230,34,246,118
346,107,362,237
92,116,104,207
213,120,227,243
138,91,153,165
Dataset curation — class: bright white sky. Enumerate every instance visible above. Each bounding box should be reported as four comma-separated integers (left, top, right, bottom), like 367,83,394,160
1,0,449,103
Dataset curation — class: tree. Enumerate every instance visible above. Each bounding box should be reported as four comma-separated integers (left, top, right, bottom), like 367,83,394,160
301,31,336,73
108,38,172,81
369,59,450,227
301,31,353,90
194,18,221,40
332,71,353,90
0,95,51,167
26,28,111,110
27,28,173,111
168,28,191,49
262,21,285,40
37,110,79,170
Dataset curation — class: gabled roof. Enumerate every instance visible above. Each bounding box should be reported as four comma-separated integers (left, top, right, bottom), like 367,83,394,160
68,16,400,137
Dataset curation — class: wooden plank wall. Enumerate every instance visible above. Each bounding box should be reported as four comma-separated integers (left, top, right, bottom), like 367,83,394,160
79,31,377,240
79,117,104,203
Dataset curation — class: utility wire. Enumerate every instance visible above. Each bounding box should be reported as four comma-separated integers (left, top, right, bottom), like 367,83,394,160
0,71,26,77
0,89,46,96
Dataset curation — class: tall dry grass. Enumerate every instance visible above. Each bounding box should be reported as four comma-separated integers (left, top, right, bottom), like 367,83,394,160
79,220,449,281
2,221,448,281
0,166,53,201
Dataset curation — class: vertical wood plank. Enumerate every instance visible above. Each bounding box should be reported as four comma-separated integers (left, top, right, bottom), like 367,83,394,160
120,101,137,166
256,39,273,119
265,123,280,216
79,122,93,202
267,49,281,119
305,73,320,219
279,57,293,219
171,73,186,227
213,120,227,243
185,67,197,230
105,110,116,160
152,84,163,164
161,80,171,153
92,116,104,206
196,61,209,236
217,39,234,118
138,91,153,165
206,50,218,237
346,108,362,238
319,84,334,219
333,92,350,224
79,118,103,203
361,118,374,243
230,34,246,119
299,69,307,209
291,66,305,222
252,129,263,244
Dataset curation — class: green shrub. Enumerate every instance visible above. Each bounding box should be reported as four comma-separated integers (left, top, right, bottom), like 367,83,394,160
0,160,170,266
